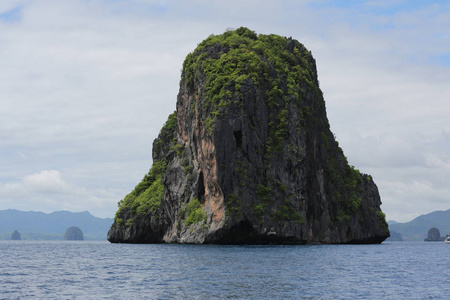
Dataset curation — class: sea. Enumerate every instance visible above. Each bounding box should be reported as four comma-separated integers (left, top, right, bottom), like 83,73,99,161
0,240,449,299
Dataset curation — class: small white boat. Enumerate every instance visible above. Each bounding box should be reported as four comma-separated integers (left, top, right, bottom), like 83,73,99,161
445,237,450,244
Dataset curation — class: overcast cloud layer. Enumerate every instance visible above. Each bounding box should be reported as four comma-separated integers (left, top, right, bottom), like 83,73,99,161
0,0,449,222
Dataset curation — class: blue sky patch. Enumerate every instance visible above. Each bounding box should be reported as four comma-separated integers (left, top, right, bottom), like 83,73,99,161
0,6,22,23
430,54,450,67
308,0,448,16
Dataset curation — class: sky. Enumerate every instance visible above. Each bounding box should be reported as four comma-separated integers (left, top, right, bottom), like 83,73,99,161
0,0,449,222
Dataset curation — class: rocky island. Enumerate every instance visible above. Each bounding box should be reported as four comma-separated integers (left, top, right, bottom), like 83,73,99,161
424,227,444,241
64,226,84,240
11,230,21,240
108,27,389,244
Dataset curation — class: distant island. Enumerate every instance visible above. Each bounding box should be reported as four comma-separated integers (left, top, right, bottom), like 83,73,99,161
0,209,113,240
388,209,450,241
424,227,447,241
11,230,21,240
64,226,84,240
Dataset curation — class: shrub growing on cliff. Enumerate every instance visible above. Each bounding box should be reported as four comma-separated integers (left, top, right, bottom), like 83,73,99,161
377,210,389,233
182,198,207,226
115,113,176,219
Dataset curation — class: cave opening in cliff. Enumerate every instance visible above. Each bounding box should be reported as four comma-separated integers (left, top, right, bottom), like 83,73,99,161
234,130,242,149
197,171,205,203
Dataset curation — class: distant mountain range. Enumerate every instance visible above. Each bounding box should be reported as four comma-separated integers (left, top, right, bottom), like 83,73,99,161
388,209,450,241
0,209,113,240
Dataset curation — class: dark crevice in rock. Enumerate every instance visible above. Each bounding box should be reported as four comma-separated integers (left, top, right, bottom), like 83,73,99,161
197,171,205,203
234,130,243,149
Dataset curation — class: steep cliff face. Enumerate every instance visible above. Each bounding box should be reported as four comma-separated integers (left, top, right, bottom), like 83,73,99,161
108,27,389,244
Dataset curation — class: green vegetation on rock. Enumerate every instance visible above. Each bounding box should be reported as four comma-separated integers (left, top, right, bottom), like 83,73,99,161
116,159,166,218
182,198,207,226
181,27,318,145
154,111,177,155
322,129,367,221
377,210,389,233
115,113,178,221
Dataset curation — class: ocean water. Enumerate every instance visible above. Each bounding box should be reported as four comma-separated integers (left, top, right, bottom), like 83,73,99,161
0,241,449,299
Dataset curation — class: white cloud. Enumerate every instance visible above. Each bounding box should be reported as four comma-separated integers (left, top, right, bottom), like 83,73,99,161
0,170,69,202
22,170,68,193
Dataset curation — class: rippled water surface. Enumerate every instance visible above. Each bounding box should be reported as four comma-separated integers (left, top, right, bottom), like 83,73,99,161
1,240,449,299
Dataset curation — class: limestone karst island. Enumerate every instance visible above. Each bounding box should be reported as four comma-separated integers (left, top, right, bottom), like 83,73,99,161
108,27,389,244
